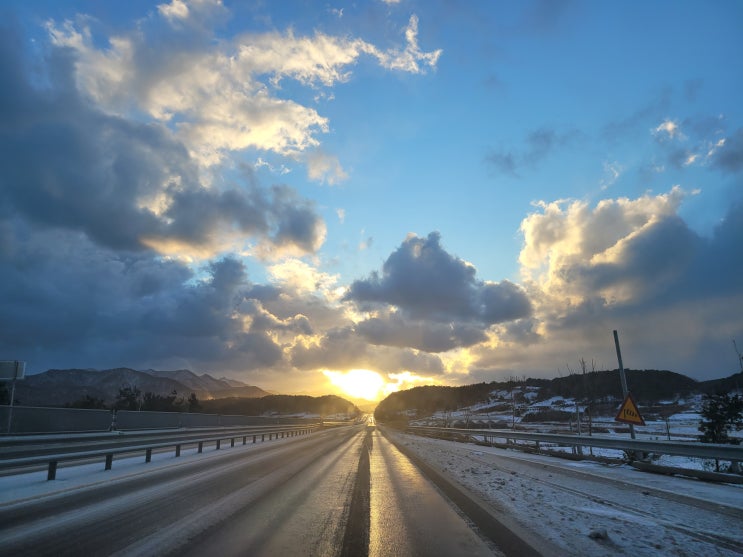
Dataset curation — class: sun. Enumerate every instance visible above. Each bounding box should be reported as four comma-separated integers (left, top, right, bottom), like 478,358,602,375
323,369,385,401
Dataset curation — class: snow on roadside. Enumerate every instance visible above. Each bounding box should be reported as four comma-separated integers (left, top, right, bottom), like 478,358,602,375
389,431,743,557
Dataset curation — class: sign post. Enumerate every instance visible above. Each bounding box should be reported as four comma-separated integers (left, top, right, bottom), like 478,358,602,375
612,331,637,439
1,361,26,434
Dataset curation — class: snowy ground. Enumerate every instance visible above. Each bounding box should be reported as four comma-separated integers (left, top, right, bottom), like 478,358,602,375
389,430,743,556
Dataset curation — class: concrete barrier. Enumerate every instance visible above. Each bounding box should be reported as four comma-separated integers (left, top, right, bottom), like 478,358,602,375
0,406,112,434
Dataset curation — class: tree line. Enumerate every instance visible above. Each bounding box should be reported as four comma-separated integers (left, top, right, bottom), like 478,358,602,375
65,385,201,413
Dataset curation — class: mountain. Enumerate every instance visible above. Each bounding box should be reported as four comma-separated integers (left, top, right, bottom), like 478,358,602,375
10,368,271,407
143,369,252,393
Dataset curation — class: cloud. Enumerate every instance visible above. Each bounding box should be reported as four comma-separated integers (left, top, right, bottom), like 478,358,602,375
711,127,743,173
518,187,690,303
45,6,441,167
0,220,294,372
471,189,743,378
486,127,581,175
290,325,446,376
653,119,684,141
345,232,532,325
305,150,349,185
356,314,487,352
0,28,325,260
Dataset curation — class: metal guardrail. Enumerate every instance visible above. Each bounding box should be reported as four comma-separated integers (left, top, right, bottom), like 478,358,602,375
406,426,743,462
0,425,321,480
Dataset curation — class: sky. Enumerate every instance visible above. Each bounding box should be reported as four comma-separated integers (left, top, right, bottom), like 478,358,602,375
1,0,742,402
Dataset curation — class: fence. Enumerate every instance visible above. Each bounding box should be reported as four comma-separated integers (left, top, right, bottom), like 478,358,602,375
0,405,320,434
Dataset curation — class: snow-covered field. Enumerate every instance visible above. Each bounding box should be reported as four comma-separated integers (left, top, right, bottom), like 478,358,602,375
389,430,743,556
408,389,743,473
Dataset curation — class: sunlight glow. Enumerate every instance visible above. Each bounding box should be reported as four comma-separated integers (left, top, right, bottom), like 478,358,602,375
323,369,385,401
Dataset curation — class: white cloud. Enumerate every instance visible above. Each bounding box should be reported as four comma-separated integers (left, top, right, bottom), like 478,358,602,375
268,258,340,299
158,0,190,21
378,15,443,73
600,160,623,190
46,7,441,168
519,187,687,303
306,150,348,185
653,119,684,140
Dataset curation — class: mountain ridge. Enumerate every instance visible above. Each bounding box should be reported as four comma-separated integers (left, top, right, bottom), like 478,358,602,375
9,367,271,407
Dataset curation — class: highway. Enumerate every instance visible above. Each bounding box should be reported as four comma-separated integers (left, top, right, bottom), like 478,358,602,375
0,424,521,556
4,422,736,556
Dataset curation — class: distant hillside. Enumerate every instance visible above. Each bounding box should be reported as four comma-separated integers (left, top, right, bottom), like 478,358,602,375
201,394,360,417
10,368,271,407
374,368,738,423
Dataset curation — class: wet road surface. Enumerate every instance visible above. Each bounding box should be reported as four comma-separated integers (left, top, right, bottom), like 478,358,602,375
369,428,500,556
0,424,510,556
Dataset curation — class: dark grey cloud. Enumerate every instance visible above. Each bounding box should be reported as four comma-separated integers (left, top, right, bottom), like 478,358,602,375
586,216,698,297
601,88,672,142
486,127,581,176
343,232,531,352
356,315,487,353
712,127,743,174
0,217,292,372
0,26,324,256
345,232,531,324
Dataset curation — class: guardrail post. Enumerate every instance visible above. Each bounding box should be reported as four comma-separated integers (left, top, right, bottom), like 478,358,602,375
216,440,221,450
230,438,235,448
269,433,272,441
198,441,203,453
48,461,58,481
253,435,256,443
146,448,152,463
262,434,265,442
242,436,246,445
105,454,113,470
175,444,181,457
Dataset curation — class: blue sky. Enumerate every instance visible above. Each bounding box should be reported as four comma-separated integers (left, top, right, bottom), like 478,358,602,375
1,0,742,401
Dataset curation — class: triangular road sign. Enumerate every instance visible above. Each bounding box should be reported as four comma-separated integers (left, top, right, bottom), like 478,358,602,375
615,392,645,426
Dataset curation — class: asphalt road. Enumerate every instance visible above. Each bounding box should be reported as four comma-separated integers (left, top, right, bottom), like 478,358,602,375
0,424,512,556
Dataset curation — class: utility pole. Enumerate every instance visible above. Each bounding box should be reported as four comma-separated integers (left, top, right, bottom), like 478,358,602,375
613,330,636,440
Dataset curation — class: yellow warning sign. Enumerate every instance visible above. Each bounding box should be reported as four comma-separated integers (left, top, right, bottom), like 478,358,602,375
615,392,645,426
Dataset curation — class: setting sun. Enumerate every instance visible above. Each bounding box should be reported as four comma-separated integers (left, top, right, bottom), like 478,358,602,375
324,369,385,401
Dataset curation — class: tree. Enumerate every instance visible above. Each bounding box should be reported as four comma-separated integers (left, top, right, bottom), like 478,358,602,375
698,393,743,445
187,392,201,413
66,395,108,409
115,385,143,410
141,390,179,411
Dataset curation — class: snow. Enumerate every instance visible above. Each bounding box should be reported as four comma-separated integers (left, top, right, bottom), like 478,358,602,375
389,430,743,556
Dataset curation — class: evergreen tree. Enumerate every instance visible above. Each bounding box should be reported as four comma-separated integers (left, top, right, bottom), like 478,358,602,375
115,385,143,410
698,393,743,444
187,392,201,413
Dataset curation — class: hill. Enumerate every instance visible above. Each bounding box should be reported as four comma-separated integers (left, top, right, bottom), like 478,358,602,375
201,394,360,418
374,368,740,424
9,368,271,407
